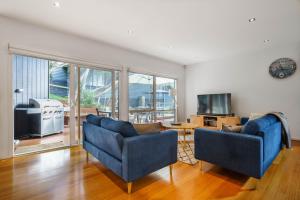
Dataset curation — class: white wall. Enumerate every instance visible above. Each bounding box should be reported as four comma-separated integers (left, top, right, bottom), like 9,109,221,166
185,43,300,140
0,16,185,159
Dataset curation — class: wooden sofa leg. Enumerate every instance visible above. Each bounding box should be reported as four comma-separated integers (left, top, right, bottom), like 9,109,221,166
242,178,259,191
252,178,259,190
127,182,132,194
169,164,173,177
200,161,203,172
86,151,89,163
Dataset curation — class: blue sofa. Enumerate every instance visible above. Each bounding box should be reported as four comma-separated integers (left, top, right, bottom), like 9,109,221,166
194,115,282,179
82,115,178,193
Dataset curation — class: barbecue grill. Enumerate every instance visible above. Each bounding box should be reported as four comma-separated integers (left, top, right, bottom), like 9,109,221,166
29,98,64,137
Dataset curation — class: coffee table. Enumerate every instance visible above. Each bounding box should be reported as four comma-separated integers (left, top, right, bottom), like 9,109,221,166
162,123,199,147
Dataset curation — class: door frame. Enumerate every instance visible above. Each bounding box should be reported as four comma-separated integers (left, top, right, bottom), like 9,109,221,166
10,55,78,154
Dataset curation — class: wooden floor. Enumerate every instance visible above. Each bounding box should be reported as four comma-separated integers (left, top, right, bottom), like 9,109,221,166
16,132,66,148
1,141,299,200
15,126,74,147
14,126,82,155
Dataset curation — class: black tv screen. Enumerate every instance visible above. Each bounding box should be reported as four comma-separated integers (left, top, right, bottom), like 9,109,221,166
197,93,231,115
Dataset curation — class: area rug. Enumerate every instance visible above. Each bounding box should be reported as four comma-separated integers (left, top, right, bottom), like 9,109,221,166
177,135,198,165
15,141,65,155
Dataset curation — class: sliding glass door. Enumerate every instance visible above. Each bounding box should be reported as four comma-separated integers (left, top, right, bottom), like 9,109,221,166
12,55,76,155
76,67,119,143
12,54,120,154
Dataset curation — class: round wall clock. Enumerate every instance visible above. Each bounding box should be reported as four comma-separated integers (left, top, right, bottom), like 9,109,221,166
269,58,297,79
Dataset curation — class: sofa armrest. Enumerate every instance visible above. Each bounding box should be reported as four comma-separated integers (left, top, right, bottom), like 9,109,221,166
194,128,264,178
257,122,282,171
122,130,178,182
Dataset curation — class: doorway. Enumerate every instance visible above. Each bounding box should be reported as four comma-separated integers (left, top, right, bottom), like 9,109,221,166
13,54,77,155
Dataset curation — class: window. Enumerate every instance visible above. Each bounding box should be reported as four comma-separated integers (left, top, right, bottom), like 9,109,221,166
128,72,176,123
156,77,176,123
128,72,154,110
49,61,70,105
77,67,119,143
79,67,119,119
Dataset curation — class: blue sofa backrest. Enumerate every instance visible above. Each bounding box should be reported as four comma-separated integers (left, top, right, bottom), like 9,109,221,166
242,115,278,135
86,114,105,126
101,118,139,137
83,122,124,160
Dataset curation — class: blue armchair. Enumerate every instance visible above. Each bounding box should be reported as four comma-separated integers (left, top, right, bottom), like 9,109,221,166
194,115,282,179
82,115,178,193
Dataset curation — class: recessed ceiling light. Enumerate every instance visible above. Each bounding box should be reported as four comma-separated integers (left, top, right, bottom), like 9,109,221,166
248,17,256,23
53,1,60,8
264,39,270,43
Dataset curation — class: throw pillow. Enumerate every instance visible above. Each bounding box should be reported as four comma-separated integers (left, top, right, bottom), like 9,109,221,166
249,113,265,121
133,122,162,134
222,124,243,133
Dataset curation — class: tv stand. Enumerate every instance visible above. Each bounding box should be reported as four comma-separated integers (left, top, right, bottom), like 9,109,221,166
203,116,218,127
191,115,240,130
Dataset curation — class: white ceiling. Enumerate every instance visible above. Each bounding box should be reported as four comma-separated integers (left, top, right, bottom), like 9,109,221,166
0,0,300,65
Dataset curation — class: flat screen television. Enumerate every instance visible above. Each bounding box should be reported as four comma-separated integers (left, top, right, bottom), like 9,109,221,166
197,93,231,116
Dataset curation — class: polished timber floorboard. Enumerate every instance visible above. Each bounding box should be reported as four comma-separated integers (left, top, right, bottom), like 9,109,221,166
0,141,300,200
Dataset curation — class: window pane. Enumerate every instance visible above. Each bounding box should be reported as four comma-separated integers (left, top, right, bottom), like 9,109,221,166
128,73,177,123
156,110,176,122
156,77,176,122
156,77,176,110
128,72,154,110
129,110,155,124
49,61,70,105
80,68,112,116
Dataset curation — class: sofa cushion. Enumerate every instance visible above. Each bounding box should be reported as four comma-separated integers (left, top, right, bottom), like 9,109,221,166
101,118,139,137
83,122,123,160
249,113,265,120
133,122,162,134
242,115,278,135
86,114,105,126
222,124,243,133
